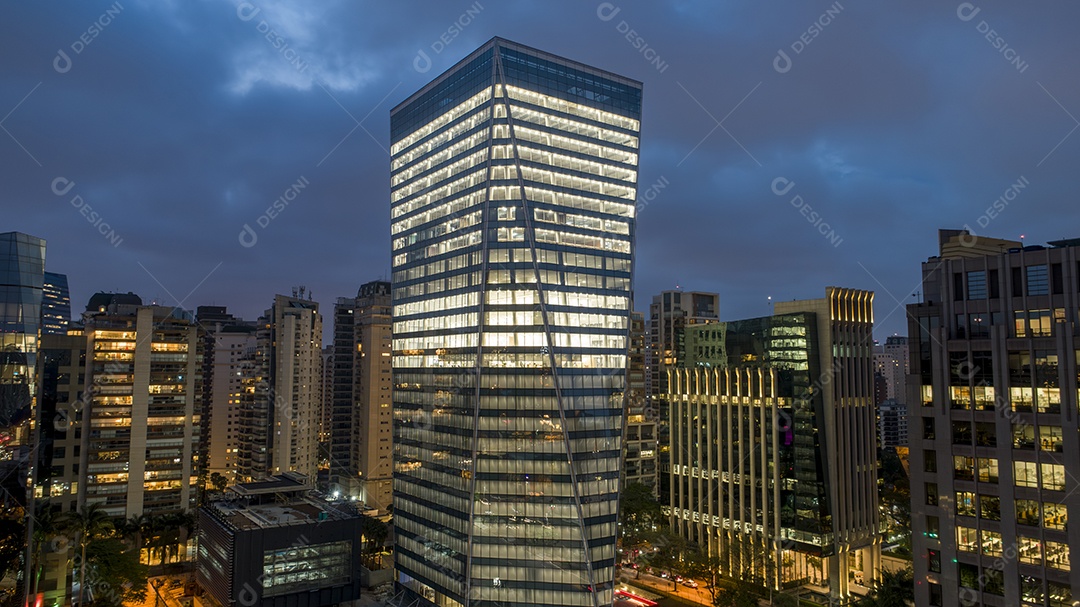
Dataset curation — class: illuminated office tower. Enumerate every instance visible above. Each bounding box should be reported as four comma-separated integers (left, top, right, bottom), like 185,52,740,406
0,232,45,505
390,37,640,607
42,271,71,336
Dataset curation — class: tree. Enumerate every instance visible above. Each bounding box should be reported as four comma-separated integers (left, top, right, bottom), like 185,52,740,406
83,537,148,607
684,550,724,605
208,473,227,493
619,482,662,548
714,580,758,607
359,515,388,569
0,516,24,581
30,502,62,596
858,567,914,607
61,504,115,607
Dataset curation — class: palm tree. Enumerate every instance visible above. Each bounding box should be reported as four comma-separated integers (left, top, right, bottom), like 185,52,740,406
119,514,148,562
859,567,914,607
61,504,114,607
30,501,61,598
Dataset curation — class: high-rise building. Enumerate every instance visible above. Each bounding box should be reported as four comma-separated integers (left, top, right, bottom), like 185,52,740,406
42,271,71,336
877,399,908,448
197,306,257,488
32,327,85,607
390,37,640,607
81,294,203,528
909,230,1079,607
873,336,908,403
669,288,880,604
238,292,321,482
0,231,46,499
321,344,334,457
623,311,656,493
329,280,393,511
647,290,719,509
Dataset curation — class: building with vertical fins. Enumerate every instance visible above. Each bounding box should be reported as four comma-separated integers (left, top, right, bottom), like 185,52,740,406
669,288,880,605
909,230,1079,607
390,37,640,607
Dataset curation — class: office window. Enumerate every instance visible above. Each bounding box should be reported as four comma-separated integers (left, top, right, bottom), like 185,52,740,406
923,417,935,440
956,491,976,517
977,458,998,483
1041,463,1066,491
989,269,1000,298
983,568,1004,595
953,456,975,481
923,450,937,473
928,549,941,573
1018,535,1043,565
1043,502,1067,529
1015,461,1038,487
1020,574,1045,604
954,273,964,301
925,482,938,507
1016,499,1040,526
967,271,987,300
1051,263,1064,294
956,526,978,551
1012,266,1023,297
929,582,943,607
951,421,971,444
958,563,979,590
926,515,939,539
980,495,1000,521
1027,265,1049,296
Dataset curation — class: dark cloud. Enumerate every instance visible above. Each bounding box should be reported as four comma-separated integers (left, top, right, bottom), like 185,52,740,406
3,0,1079,340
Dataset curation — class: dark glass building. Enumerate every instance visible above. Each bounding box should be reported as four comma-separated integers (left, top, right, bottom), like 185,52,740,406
0,231,46,509
42,271,71,335
390,37,641,607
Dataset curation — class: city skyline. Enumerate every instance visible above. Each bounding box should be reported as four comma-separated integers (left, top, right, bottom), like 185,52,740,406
7,3,1080,340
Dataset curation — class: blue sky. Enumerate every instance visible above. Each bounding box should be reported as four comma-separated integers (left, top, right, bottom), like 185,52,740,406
4,1,1079,340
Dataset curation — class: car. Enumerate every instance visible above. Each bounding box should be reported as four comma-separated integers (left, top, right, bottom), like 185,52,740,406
659,571,670,579
683,580,699,589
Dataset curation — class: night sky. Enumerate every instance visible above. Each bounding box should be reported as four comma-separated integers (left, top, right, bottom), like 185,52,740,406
4,1,1079,342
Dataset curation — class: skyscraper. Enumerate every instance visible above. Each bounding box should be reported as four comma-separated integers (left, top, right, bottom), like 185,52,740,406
0,232,45,480
42,271,71,336
238,292,322,482
197,306,257,488
647,290,719,510
390,37,640,607
909,230,1079,607
623,311,656,493
80,293,203,565
330,280,393,509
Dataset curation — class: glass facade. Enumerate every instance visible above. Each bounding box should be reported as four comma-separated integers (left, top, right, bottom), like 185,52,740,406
0,232,45,433
42,271,71,335
391,38,640,607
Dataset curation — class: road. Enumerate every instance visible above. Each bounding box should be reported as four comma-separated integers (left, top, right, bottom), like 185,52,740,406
618,569,714,606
